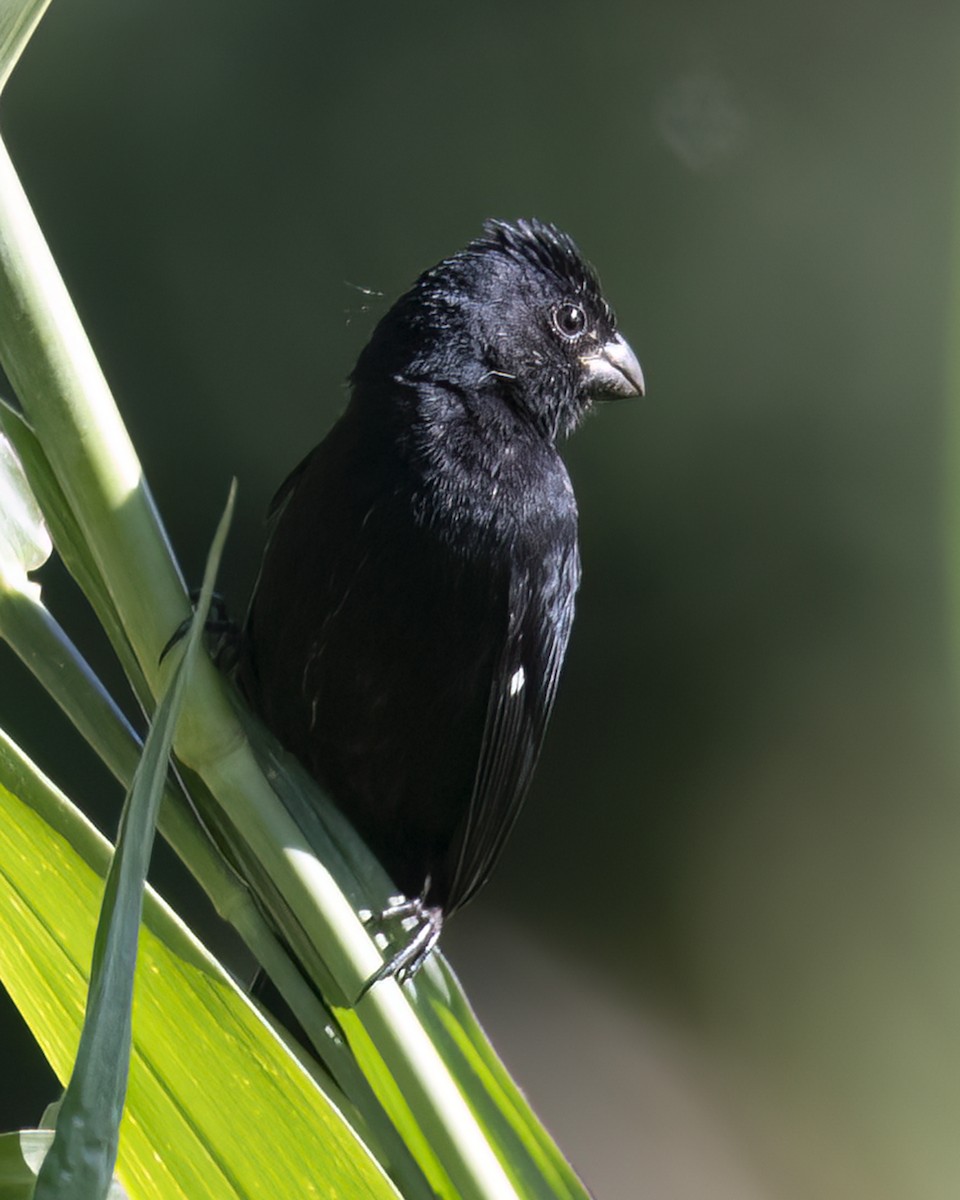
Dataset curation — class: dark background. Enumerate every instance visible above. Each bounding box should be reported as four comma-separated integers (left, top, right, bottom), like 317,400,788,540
2,1,960,1195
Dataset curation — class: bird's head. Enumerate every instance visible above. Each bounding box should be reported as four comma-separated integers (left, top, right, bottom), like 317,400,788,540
352,219,644,442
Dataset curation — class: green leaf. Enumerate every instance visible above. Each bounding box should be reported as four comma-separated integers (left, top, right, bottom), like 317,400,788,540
0,1133,128,1200
0,400,142,693
0,0,51,94
33,486,234,1199
417,958,588,1199
0,427,50,578
0,729,402,1200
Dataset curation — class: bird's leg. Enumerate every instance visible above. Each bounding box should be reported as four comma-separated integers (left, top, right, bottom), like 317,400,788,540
358,881,444,997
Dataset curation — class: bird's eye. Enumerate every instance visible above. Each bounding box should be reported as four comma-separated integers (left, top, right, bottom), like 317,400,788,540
551,303,587,340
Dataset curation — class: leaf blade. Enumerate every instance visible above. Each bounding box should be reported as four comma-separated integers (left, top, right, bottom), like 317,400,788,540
0,729,402,1200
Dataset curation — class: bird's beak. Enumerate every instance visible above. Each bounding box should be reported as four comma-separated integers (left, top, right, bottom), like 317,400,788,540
581,333,645,399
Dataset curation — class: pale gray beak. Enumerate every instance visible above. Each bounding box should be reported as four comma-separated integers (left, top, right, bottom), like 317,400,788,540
582,333,645,399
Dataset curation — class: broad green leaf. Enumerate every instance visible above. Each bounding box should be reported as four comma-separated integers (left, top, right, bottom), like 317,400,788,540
0,729,401,1200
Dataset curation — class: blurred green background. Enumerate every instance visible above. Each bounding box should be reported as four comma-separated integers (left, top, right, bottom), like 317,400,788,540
2,0,960,1195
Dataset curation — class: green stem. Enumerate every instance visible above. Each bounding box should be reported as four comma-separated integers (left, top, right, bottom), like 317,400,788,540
0,135,188,681
0,127,517,1197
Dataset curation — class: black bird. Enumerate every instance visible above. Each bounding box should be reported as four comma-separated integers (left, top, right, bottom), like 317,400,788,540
237,219,643,975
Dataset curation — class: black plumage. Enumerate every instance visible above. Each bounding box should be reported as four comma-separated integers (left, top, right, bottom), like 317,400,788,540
237,219,643,973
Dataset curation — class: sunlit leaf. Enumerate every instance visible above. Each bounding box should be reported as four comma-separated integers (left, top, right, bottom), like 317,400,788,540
0,730,401,1200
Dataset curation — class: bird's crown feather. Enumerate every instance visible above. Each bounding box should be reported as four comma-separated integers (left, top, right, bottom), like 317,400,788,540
472,218,606,308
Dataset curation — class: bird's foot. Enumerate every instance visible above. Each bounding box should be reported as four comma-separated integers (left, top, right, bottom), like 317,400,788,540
359,890,444,998
159,589,238,667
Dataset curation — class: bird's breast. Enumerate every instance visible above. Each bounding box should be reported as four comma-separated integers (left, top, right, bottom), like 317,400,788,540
410,414,578,557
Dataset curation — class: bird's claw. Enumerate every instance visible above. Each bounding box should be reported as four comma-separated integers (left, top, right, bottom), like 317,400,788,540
358,893,443,999
158,589,238,666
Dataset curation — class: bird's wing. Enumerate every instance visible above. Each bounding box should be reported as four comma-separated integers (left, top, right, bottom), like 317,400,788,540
266,443,321,522
445,541,580,913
